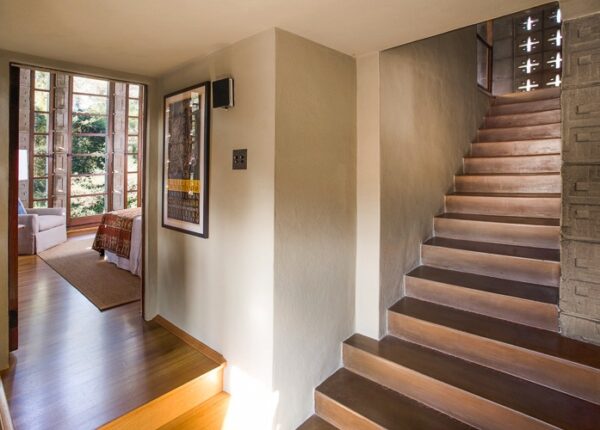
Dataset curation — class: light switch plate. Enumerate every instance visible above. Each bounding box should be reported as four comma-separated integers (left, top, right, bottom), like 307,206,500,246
233,149,247,170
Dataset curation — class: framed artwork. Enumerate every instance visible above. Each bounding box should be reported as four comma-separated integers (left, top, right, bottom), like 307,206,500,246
162,82,210,237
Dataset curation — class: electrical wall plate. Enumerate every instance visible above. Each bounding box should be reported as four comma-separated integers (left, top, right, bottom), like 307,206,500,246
232,149,247,170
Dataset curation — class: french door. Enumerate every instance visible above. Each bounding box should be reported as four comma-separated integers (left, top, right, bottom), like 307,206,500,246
20,69,143,227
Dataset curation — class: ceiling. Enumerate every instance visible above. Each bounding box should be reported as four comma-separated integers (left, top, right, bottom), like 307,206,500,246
0,0,553,77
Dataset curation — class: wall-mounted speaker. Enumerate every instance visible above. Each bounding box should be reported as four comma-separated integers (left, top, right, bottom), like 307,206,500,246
212,77,234,109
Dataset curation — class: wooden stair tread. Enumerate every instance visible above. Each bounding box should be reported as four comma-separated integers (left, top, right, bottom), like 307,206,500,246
297,415,337,430
390,298,600,370
493,88,560,104
478,123,560,131
464,153,560,159
407,265,558,304
436,213,560,226
449,192,561,197
316,368,473,429
345,334,600,430
157,392,230,430
456,172,560,177
424,237,560,261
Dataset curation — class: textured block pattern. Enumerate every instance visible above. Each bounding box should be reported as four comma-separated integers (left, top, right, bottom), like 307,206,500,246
560,12,600,345
53,73,69,208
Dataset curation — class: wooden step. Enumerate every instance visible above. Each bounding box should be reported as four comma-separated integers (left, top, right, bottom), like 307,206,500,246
344,334,600,430
315,368,473,429
455,173,560,193
463,154,561,174
445,193,561,218
494,88,560,104
477,123,560,142
484,110,561,128
470,139,561,157
297,415,337,430
489,98,560,116
388,298,600,405
421,237,560,287
158,392,230,430
405,265,558,330
434,213,560,249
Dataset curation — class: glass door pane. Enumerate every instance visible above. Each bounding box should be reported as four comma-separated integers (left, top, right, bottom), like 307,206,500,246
69,76,110,224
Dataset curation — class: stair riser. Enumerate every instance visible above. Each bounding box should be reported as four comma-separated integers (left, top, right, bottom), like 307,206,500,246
455,175,560,193
464,155,561,174
315,392,379,430
421,244,559,287
478,124,560,142
490,98,560,116
470,139,561,157
484,110,561,129
388,311,600,405
434,218,560,249
494,88,560,104
343,344,554,430
405,276,558,331
445,195,560,219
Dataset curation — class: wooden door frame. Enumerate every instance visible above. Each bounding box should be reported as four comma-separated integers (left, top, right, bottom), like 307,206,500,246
7,63,149,353
8,65,20,351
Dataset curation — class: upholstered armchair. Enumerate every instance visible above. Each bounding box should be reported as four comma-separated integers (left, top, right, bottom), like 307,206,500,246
18,207,67,255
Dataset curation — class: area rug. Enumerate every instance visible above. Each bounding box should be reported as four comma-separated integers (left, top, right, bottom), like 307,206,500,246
38,236,141,311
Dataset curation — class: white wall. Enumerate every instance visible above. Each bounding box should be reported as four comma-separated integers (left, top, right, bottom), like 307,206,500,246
155,30,278,428
272,30,356,428
355,53,381,339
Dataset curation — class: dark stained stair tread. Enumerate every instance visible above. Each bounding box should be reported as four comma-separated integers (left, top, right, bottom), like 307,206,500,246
345,334,600,430
316,368,474,429
390,298,600,370
297,415,337,430
449,192,561,198
435,213,560,226
464,152,561,159
455,172,560,177
407,265,558,304
424,237,560,261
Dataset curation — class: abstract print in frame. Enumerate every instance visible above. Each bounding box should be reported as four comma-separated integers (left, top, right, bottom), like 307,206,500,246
162,82,210,237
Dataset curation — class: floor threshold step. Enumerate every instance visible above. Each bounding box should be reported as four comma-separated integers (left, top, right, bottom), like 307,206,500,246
389,298,600,372
435,213,560,226
316,368,473,429
344,334,600,430
406,265,558,304
423,237,560,262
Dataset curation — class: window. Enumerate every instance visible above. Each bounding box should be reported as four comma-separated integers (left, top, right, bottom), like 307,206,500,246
21,69,144,225
70,76,110,218
126,84,142,209
31,71,52,208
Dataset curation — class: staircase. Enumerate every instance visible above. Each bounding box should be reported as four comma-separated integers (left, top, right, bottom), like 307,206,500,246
299,87,600,430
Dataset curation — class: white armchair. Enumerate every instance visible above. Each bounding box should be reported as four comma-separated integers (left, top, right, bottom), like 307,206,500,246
18,207,67,255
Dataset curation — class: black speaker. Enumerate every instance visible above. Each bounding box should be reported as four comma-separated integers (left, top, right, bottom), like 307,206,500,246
212,77,234,109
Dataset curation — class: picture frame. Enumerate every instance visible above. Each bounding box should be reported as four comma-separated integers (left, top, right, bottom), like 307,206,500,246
162,82,210,237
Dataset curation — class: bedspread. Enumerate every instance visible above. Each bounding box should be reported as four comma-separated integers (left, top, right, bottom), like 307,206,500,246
92,207,142,258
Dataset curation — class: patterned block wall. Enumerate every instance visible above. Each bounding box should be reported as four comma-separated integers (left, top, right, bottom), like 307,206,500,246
561,11,600,344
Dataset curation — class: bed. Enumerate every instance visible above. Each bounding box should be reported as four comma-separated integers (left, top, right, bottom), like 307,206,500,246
92,207,142,277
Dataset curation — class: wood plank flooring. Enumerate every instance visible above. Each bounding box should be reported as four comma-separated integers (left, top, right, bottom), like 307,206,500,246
2,254,220,430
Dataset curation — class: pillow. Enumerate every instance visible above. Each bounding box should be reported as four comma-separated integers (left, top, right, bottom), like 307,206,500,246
17,198,27,215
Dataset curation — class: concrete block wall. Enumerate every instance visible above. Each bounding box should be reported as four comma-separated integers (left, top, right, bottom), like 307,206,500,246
560,11,600,345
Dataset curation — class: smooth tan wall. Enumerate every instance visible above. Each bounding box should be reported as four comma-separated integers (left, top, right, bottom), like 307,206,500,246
272,29,356,429
379,27,490,333
355,53,381,339
155,30,277,428
0,50,156,370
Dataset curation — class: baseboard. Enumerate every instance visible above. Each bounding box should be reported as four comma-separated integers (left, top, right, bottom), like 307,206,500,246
0,379,14,430
152,315,226,365
99,364,224,430
67,225,99,237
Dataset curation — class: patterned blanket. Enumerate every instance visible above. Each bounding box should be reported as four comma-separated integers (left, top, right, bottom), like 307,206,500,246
92,207,142,258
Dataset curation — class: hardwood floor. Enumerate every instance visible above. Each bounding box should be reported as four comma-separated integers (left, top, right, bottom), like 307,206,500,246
2,255,221,430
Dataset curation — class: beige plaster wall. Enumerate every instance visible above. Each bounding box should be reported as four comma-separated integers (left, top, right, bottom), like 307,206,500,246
379,27,490,334
355,53,381,339
155,30,278,428
272,29,356,428
0,49,156,370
